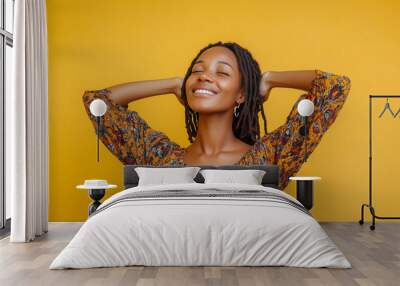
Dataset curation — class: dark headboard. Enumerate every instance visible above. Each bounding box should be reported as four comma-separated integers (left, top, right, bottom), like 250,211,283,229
124,164,280,190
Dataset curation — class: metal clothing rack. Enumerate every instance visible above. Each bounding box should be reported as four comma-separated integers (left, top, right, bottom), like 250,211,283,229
359,95,400,230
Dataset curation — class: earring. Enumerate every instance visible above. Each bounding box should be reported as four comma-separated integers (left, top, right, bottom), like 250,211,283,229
234,103,241,117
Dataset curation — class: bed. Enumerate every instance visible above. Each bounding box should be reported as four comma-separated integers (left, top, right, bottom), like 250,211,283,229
49,164,351,269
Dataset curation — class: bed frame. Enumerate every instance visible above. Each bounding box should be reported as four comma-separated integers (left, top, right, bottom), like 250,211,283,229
123,164,280,190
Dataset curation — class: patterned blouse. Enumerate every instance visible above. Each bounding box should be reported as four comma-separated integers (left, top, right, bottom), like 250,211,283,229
83,70,351,190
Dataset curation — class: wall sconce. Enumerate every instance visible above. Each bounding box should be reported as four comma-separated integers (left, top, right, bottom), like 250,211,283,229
89,99,108,162
297,99,315,162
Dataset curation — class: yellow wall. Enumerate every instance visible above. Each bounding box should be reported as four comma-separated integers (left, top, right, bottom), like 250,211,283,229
47,0,400,222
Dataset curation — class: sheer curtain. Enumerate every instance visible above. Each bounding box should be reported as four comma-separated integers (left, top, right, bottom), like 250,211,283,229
7,0,49,242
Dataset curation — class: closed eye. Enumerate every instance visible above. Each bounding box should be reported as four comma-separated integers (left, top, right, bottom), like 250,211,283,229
191,70,230,76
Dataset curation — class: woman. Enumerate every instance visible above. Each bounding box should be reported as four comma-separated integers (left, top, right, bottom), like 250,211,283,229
83,41,351,189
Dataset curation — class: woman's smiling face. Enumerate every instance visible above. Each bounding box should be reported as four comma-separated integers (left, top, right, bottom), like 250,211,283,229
185,46,244,114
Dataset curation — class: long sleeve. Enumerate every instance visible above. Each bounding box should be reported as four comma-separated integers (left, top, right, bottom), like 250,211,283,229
257,70,351,190
82,88,183,165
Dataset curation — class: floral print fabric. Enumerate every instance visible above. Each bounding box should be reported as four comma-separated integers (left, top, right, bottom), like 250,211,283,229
83,70,351,190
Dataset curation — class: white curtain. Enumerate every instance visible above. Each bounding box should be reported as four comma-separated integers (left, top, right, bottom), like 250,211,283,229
7,0,49,242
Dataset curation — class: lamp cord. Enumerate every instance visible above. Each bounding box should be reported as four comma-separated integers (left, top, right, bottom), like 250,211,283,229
96,116,100,162
304,116,307,162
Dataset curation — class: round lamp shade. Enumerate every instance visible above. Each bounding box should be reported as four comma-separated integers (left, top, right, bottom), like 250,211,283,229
89,99,108,117
297,99,315,117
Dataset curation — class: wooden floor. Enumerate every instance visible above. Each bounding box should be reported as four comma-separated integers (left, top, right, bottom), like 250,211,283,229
0,222,399,286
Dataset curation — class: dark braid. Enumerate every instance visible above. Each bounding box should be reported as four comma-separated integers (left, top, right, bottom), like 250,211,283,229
181,41,268,145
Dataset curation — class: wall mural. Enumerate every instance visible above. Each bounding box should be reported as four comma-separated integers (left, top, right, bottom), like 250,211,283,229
82,41,351,190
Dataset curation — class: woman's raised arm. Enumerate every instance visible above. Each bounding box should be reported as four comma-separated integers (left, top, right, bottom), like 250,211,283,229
82,77,185,165
257,70,351,189
108,77,184,106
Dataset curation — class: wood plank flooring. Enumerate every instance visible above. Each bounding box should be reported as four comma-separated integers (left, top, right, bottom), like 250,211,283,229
0,222,399,286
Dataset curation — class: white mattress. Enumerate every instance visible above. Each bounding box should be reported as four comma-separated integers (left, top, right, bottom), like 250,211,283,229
49,183,351,269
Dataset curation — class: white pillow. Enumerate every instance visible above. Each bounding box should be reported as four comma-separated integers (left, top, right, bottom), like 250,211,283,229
200,169,266,185
135,167,201,186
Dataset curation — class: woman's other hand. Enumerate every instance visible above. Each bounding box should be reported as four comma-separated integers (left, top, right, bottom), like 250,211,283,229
173,77,184,106
259,71,273,103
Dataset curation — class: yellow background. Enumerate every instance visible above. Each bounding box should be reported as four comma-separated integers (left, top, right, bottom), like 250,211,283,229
46,0,400,221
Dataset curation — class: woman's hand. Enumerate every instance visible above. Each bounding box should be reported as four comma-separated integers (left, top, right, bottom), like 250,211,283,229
259,71,273,103
173,77,184,106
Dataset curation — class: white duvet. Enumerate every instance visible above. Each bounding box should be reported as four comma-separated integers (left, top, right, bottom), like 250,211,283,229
50,183,351,269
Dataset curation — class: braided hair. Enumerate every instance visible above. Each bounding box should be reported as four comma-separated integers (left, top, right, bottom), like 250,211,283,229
181,41,268,145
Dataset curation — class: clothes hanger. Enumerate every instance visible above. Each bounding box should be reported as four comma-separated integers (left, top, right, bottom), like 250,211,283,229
378,98,395,118
393,107,400,118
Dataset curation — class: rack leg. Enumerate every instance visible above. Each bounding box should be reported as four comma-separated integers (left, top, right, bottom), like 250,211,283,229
370,206,376,231
359,204,378,231
359,202,400,231
359,204,366,225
